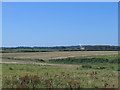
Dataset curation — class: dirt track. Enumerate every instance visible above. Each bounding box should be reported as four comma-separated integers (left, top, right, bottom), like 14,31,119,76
1,60,81,68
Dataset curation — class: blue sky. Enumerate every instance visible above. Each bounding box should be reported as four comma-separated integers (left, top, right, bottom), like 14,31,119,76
2,2,118,47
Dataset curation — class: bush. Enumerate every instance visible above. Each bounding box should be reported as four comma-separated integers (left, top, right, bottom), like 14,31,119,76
82,65,92,69
9,67,13,70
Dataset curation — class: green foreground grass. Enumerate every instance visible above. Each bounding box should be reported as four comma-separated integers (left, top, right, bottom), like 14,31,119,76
2,63,119,88
2,54,119,88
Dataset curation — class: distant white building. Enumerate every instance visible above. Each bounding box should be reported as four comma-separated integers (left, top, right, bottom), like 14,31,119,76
80,45,85,50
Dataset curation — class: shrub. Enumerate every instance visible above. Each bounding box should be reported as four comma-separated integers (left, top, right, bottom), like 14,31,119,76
82,65,92,69
9,67,13,70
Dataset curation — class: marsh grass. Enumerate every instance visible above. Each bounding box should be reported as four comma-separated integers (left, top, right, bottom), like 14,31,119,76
1,54,119,88
2,64,118,88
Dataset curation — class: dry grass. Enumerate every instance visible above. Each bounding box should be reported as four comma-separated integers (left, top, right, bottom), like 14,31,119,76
2,51,118,60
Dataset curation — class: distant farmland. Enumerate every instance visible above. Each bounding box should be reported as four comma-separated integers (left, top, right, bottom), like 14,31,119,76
2,51,118,60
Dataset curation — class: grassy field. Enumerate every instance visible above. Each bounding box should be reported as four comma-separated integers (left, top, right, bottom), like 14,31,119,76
2,51,118,60
2,64,119,88
1,51,119,88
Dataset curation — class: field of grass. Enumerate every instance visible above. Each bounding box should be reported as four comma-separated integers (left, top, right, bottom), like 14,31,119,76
1,51,119,88
2,64,119,88
2,51,118,60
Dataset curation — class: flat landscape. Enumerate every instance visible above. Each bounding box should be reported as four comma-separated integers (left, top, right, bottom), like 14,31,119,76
1,51,119,88
2,2,118,89
2,51,118,60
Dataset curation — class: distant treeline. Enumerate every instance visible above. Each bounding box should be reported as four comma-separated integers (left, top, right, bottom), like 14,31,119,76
1,45,119,53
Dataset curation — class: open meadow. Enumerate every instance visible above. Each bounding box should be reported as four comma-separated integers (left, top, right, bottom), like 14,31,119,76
2,64,118,88
2,51,118,60
1,51,119,88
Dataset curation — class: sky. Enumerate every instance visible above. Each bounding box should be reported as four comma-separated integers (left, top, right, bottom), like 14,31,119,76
2,2,118,47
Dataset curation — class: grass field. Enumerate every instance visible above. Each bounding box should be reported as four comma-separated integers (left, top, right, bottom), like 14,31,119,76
1,51,119,88
2,64,119,88
2,51,118,60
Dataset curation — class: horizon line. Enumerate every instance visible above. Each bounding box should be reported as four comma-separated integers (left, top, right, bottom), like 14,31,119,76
1,44,119,48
